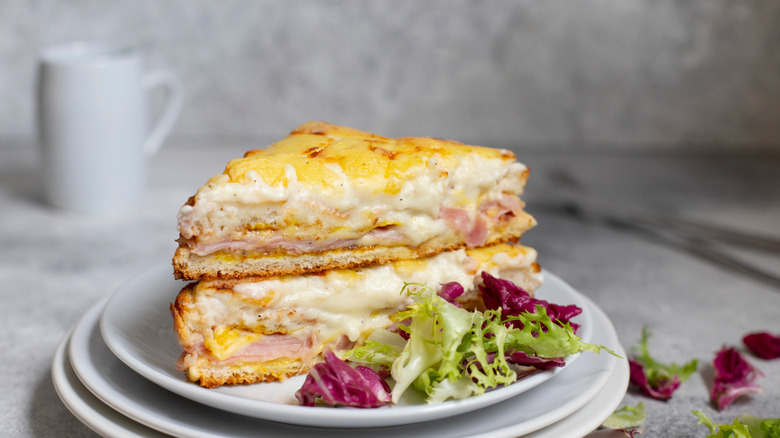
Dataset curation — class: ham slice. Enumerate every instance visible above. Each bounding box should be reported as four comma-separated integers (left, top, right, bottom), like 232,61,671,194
440,195,522,247
177,332,356,369
189,195,524,256
224,332,318,364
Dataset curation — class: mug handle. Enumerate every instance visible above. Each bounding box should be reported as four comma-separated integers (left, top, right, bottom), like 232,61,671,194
143,70,183,155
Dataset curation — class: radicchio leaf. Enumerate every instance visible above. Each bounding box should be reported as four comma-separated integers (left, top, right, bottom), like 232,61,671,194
629,359,681,401
628,327,697,401
711,346,763,410
295,352,391,408
438,282,464,307
479,271,582,331
743,332,780,360
507,350,566,370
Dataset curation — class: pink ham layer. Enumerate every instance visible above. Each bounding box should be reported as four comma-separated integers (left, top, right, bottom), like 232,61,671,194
176,332,354,371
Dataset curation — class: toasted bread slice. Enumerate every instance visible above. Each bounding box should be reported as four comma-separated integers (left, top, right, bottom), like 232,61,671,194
171,244,543,387
173,210,535,280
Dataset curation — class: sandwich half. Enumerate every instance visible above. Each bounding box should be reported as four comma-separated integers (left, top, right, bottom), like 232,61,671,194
171,243,543,388
174,121,536,280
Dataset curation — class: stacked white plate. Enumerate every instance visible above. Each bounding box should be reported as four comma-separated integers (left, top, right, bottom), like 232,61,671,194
53,267,629,438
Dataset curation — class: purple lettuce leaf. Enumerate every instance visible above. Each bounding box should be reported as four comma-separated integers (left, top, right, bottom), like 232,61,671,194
628,327,697,401
479,271,582,332
438,282,465,307
295,352,391,408
629,359,681,401
711,346,763,410
507,351,566,370
743,332,780,360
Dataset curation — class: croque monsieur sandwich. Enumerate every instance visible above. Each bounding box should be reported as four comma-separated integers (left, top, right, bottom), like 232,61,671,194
174,121,536,280
171,122,542,388
171,244,543,388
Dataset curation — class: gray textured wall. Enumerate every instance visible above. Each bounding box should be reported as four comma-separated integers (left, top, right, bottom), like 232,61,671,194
2,0,780,153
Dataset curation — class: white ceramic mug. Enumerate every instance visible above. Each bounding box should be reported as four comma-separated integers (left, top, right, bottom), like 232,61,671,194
37,41,182,214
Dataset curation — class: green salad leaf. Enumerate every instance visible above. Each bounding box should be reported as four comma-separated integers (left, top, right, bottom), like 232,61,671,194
693,411,780,438
602,402,646,429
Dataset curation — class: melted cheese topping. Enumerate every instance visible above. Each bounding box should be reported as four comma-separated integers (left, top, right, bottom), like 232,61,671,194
185,244,543,360
223,121,514,195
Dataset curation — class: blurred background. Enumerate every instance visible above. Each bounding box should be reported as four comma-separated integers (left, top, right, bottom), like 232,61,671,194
3,0,780,155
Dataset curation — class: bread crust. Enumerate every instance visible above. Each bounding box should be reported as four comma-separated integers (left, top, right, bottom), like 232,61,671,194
190,359,315,388
173,217,533,280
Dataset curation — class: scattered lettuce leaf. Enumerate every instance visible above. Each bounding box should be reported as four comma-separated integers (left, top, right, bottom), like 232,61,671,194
295,352,391,408
693,411,780,438
629,359,681,401
741,415,780,438
629,327,697,400
602,402,646,429
711,346,763,410
743,332,780,360
694,411,752,438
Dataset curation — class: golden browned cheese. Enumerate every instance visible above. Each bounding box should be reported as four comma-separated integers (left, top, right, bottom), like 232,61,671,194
218,121,518,196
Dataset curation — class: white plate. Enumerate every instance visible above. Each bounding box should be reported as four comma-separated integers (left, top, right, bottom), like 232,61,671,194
68,279,625,438
99,266,594,428
51,327,167,438
55,317,628,438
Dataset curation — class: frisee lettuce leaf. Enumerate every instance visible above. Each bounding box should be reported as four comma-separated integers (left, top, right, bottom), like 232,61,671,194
390,283,477,403
741,415,780,438
693,411,780,438
346,330,405,367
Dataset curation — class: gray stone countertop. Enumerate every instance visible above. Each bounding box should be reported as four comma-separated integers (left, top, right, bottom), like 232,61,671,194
1,145,779,437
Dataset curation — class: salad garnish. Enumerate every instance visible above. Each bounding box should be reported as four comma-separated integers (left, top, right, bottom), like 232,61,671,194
628,327,697,400
298,277,617,407
711,346,763,410
602,402,646,430
693,411,780,438
295,352,391,408
743,332,780,360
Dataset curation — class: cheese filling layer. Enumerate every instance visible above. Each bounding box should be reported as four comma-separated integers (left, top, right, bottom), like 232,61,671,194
173,244,543,371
